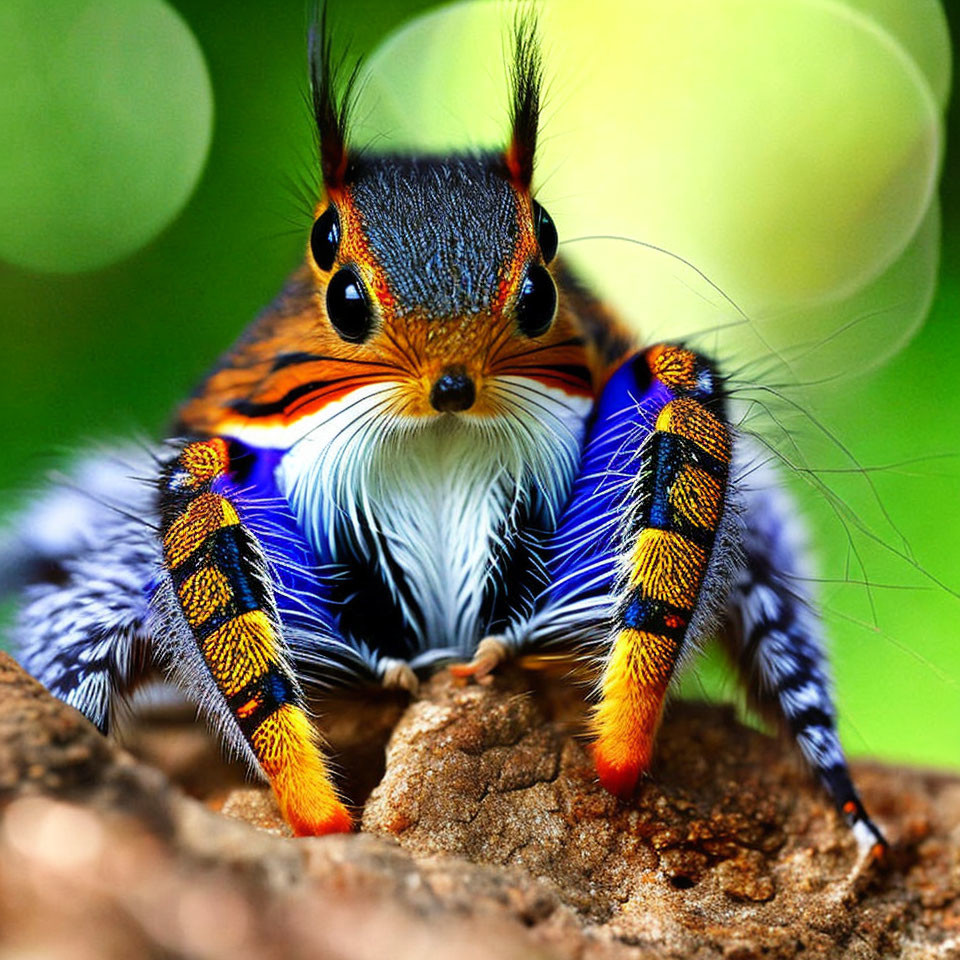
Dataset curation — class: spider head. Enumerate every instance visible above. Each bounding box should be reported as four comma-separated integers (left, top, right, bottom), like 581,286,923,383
301,10,593,423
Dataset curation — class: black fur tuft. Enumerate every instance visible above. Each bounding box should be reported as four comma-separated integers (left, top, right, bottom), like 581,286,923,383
308,3,362,188
505,9,543,189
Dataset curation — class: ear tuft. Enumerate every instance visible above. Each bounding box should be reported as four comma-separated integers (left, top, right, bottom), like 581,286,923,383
504,10,543,191
309,3,362,190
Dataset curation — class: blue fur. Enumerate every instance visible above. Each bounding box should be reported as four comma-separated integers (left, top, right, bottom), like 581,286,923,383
542,355,673,612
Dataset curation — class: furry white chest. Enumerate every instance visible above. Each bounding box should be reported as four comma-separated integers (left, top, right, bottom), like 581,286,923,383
341,426,527,649
275,382,591,651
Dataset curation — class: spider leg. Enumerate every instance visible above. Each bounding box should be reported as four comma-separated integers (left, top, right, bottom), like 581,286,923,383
726,456,887,854
590,347,733,795
512,346,736,796
448,635,509,684
378,657,421,694
8,447,161,732
156,438,351,836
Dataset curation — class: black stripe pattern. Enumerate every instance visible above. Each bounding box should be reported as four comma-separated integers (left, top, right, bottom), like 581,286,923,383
728,475,887,849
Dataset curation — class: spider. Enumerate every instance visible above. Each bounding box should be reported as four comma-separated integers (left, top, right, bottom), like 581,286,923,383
2,7,897,851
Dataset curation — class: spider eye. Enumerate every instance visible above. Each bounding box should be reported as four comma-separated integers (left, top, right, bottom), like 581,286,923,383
310,205,340,271
516,264,557,338
532,200,558,263
326,267,373,342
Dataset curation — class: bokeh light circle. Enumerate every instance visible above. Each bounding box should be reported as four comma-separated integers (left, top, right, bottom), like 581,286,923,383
0,0,213,274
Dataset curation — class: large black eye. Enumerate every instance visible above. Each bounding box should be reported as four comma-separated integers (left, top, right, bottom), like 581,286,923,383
532,200,558,263
310,205,340,271
516,264,557,337
326,267,373,342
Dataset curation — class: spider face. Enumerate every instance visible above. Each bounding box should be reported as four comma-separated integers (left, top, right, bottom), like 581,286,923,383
304,155,588,423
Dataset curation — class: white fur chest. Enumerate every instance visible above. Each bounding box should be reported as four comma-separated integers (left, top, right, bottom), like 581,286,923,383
274,381,592,652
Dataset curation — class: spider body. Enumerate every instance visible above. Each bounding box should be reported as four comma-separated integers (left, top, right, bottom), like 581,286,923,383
3,15,886,850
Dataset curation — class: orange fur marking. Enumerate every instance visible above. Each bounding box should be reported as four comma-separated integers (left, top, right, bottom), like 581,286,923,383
179,175,599,436
592,628,677,797
177,566,233,628
235,696,262,720
251,705,352,836
669,464,723,530
656,398,731,463
163,493,240,569
491,192,540,313
200,610,277,697
504,141,528,191
179,438,229,486
647,345,699,391
628,529,706,610
320,188,397,314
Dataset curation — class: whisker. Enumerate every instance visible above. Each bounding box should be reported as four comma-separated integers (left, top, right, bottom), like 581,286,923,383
561,234,751,324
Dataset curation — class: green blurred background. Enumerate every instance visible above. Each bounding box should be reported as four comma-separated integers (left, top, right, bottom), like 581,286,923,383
1,0,957,768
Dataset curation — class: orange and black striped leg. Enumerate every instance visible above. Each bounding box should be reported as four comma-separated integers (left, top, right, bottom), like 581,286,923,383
157,438,351,836
591,346,733,796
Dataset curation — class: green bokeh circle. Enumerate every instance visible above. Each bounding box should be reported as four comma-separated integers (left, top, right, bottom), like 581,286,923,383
0,0,213,274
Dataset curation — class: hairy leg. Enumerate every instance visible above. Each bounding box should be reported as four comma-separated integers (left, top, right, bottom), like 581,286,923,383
449,635,508,684
8,447,161,731
495,346,736,794
378,657,420,694
726,455,887,853
589,346,733,795
155,438,351,836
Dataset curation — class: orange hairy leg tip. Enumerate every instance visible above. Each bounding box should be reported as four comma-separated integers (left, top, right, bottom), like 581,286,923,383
281,789,353,838
592,742,647,798
591,629,675,798
252,705,353,836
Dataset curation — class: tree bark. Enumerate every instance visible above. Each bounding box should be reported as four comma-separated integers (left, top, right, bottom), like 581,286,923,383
1,652,957,960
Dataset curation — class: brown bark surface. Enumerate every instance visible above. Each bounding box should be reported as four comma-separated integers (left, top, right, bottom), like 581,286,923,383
1,651,957,960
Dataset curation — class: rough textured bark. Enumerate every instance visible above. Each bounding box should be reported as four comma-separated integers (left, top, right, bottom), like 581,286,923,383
1,651,957,960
